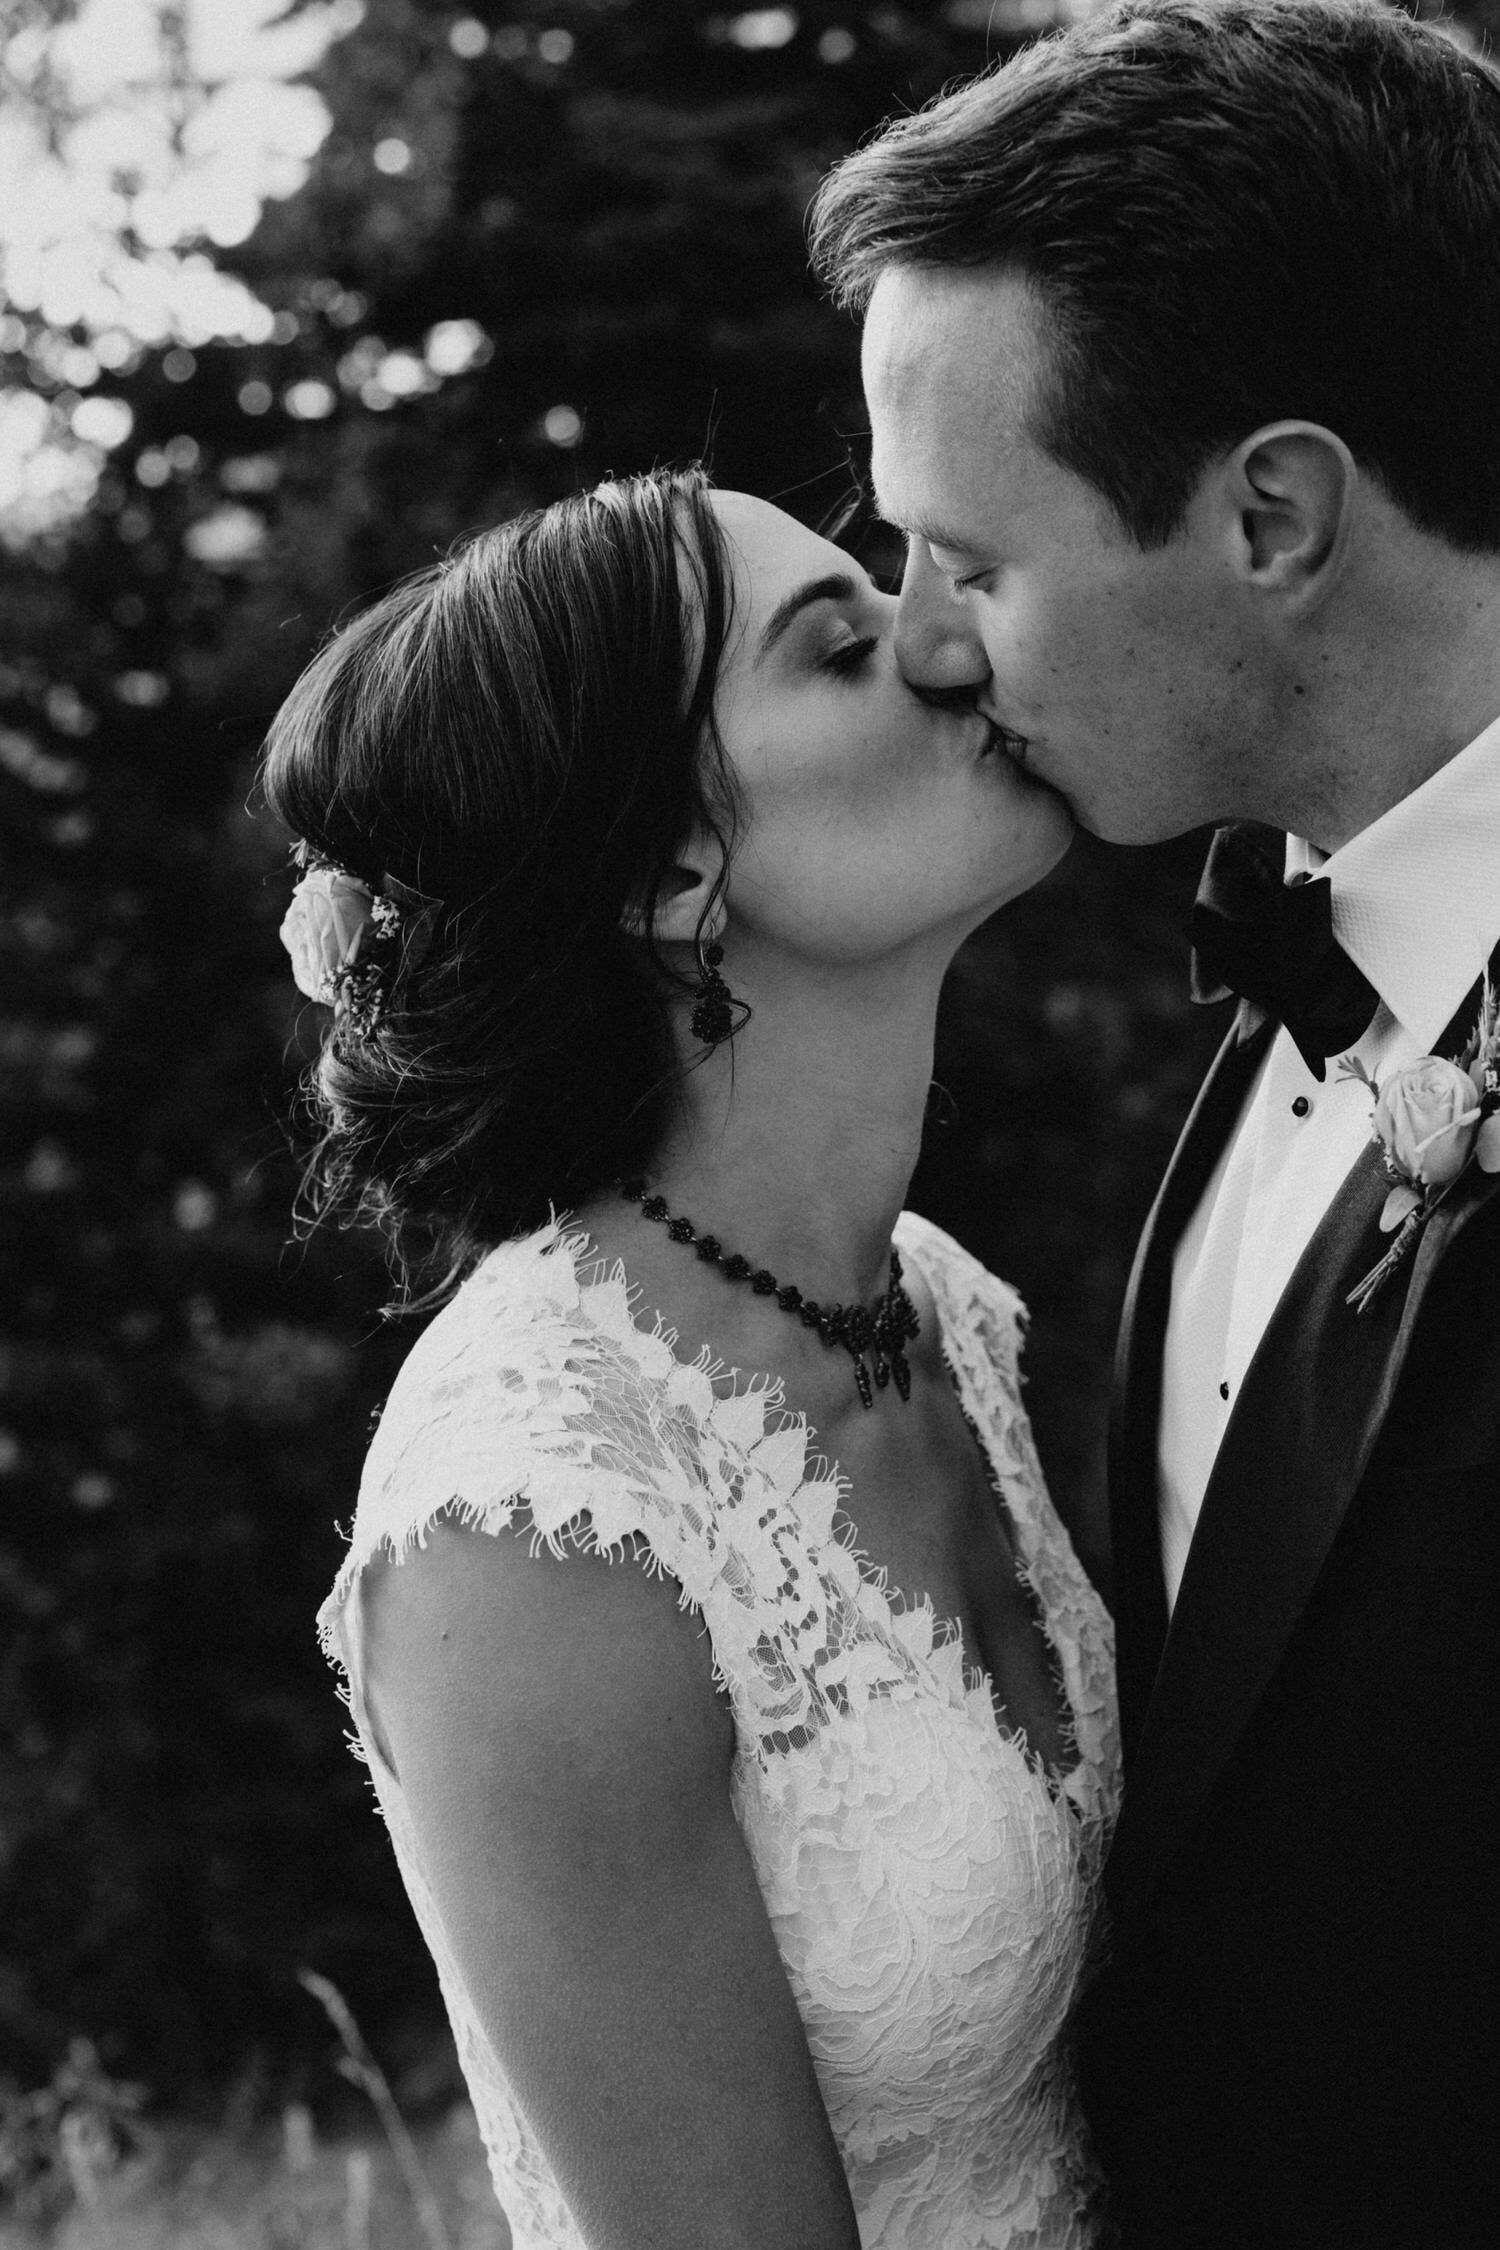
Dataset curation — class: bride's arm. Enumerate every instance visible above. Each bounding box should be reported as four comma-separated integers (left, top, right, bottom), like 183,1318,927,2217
355,1514,861,2250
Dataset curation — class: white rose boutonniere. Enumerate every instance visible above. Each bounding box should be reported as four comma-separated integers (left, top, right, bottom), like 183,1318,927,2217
1339,974,1500,1313
1371,1057,1485,1205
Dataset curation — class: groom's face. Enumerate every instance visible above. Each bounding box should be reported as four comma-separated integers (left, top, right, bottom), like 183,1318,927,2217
863,266,1267,844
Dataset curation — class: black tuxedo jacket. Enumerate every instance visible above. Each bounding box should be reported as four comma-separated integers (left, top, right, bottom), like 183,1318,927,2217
1076,966,1500,2249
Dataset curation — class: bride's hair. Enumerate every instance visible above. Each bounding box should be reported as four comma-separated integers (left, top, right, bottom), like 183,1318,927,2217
261,466,738,1305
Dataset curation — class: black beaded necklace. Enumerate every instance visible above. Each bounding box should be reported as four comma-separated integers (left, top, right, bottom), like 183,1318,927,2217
618,1179,920,1410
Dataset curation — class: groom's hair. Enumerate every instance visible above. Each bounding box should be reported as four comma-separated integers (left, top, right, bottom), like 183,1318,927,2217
810,0,1500,551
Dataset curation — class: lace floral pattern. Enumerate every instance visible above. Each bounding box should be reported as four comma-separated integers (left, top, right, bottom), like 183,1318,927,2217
319,1212,1119,2249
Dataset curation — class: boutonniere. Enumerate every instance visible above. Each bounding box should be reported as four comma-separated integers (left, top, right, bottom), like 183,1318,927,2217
1338,974,1500,1313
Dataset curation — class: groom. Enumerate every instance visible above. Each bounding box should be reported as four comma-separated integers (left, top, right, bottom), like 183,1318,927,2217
813,2,1500,2243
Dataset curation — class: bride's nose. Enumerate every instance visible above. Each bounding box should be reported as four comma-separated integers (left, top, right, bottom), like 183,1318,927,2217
893,540,990,706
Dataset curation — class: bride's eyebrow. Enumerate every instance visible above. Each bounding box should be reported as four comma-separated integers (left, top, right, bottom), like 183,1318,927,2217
755,571,862,663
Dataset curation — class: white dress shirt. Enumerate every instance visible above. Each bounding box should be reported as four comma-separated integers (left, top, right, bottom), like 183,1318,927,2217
1158,713,1500,1611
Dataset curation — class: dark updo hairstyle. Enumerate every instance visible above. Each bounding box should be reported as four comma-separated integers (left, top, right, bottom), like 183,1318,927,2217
261,466,738,1305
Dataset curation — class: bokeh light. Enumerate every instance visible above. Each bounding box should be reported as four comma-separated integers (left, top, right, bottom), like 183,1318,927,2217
448,17,488,59
0,0,360,531
543,403,584,448
727,8,799,48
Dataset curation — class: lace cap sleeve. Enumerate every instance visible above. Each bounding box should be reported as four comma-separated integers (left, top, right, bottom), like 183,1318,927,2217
894,1210,1028,1375
315,1220,702,1661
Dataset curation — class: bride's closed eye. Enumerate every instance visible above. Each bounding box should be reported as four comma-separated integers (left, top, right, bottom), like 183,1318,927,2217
823,633,880,679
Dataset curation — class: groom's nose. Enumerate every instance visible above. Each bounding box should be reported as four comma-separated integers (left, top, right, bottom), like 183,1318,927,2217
894,540,991,703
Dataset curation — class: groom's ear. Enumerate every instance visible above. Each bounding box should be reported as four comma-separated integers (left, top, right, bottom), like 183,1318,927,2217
1222,422,1356,604
620,834,727,947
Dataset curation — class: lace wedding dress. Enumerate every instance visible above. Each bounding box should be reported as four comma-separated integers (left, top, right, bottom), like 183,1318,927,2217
319,1211,1119,2249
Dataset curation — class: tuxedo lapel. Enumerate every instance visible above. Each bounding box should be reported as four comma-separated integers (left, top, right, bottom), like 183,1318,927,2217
1110,960,1500,1921
1108,1004,1274,1757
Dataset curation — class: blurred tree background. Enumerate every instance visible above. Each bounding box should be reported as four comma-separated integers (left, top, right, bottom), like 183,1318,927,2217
1,0,1489,2129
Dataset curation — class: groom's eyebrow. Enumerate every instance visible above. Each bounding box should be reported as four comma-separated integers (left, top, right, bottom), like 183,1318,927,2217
756,572,861,662
866,477,972,553
891,509,977,554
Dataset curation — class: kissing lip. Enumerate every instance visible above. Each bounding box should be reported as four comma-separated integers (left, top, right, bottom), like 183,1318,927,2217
981,718,1032,769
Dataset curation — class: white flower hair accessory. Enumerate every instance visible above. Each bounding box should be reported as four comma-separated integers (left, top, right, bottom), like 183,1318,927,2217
279,848,438,1035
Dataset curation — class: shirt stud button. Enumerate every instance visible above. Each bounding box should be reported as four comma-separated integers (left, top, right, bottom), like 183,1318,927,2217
1219,1380,1230,1401
1291,1095,1311,1118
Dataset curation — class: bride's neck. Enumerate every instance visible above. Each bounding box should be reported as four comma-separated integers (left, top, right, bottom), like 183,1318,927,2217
643,957,943,1309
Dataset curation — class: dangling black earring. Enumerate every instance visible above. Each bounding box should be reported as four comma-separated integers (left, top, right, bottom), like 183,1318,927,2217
690,932,739,1048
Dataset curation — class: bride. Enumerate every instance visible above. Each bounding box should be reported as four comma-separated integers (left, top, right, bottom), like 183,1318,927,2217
264,467,1119,2249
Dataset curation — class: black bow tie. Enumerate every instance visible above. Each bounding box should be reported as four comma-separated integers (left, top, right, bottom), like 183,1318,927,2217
1189,823,1379,1081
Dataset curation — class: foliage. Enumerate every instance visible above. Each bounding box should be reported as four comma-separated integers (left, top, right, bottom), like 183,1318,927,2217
0,2091,508,2249
0,2039,144,2226
3,0,1480,2124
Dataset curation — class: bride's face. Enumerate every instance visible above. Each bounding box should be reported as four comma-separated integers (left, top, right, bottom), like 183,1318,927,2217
704,491,1072,966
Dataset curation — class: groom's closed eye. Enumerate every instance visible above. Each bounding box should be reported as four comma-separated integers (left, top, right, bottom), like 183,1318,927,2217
920,534,994,591
874,509,996,593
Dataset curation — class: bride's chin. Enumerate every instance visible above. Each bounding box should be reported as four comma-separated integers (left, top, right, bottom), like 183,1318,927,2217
986,792,1075,899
